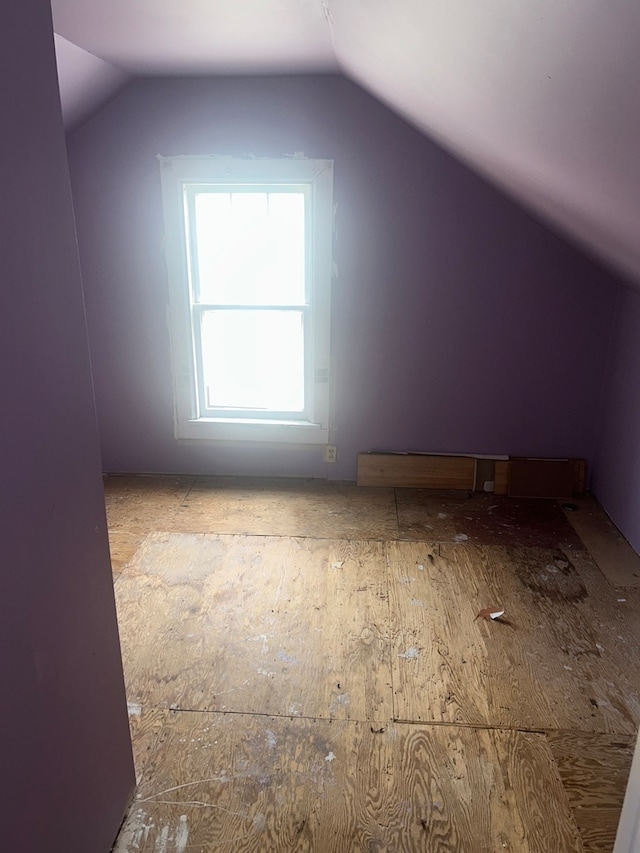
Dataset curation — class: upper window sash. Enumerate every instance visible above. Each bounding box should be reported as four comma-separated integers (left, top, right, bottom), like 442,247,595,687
183,183,312,309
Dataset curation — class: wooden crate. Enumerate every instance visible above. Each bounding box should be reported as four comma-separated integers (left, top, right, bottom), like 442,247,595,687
507,458,579,499
357,453,476,489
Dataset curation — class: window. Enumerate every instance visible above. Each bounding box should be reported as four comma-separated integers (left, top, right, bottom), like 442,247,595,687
159,156,333,444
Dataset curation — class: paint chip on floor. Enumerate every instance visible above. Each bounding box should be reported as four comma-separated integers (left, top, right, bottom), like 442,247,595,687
399,647,419,660
329,692,351,714
175,815,189,853
266,730,277,750
252,814,267,833
127,701,142,716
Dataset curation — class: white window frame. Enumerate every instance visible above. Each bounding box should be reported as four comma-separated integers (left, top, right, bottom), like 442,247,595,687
159,155,333,445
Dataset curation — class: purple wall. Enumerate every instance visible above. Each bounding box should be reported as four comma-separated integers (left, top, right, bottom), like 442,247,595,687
0,3,134,850
67,75,621,480
592,287,640,552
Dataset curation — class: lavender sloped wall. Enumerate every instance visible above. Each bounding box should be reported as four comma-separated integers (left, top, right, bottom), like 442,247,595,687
0,2,134,849
593,287,640,553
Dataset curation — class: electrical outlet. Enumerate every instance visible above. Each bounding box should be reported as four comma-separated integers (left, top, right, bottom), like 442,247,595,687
324,445,337,463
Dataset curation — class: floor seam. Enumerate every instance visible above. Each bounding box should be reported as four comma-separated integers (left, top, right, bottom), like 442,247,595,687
142,706,628,739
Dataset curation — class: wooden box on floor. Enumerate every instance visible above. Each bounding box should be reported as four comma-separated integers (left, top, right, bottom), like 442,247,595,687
507,457,587,499
356,453,476,489
357,452,587,498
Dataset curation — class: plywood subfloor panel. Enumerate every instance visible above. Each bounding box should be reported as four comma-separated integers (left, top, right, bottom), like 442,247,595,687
396,490,583,548
388,542,640,733
547,731,634,852
173,477,399,540
108,529,148,576
107,480,640,851
104,474,197,531
104,474,197,574
563,496,640,586
127,704,169,786
114,711,584,853
116,533,392,721
556,547,640,724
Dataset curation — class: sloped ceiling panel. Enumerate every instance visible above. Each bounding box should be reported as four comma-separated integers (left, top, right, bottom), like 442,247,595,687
55,35,130,132
52,0,640,285
52,0,337,75
328,0,640,285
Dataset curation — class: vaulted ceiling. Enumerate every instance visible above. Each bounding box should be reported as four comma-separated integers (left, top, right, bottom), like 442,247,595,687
52,0,640,287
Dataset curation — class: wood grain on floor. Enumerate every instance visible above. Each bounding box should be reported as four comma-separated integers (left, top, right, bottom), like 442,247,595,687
106,476,639,852
388,541,640,733
563,496,640,586
104,474,197,530
108,529,149,576
116,532,392,721
396,489,583,548
104,474,197,572
115,711,584,853
547,731,634,852
126,704,169,786
173,476,399,540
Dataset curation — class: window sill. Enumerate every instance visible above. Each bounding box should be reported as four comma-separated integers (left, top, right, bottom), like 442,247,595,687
176,417,329,445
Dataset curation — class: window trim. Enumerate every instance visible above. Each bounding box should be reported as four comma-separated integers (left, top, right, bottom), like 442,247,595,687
159,155,333,445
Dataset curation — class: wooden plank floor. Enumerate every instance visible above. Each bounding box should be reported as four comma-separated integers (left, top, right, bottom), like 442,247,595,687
107,475,639,852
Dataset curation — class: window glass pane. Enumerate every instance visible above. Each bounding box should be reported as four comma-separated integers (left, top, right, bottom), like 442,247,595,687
194,191,306,306
200,310,305,412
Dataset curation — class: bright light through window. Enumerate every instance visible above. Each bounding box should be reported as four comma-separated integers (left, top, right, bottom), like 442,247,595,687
190,188,307,415
200,309,305,411
194,192,306,306
160,156,333,444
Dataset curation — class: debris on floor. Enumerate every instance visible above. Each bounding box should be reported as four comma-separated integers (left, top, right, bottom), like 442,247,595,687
475,607,505,621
